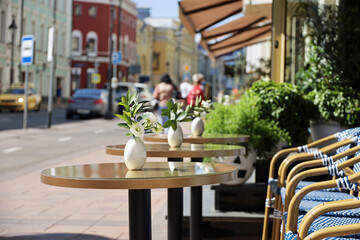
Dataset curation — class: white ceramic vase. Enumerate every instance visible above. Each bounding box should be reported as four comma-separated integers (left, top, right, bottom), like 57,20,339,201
191,117,205,136
167,124,183,148
124,137,147,170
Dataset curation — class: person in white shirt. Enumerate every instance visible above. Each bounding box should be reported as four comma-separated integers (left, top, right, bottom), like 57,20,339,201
180,78,193,100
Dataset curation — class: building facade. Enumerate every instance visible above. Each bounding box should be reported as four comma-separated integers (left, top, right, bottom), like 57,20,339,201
143,17,199,87
0,0,72,99
71,0,137,94
136,17,154,84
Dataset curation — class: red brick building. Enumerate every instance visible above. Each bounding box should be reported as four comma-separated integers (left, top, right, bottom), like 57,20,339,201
71,0,137,93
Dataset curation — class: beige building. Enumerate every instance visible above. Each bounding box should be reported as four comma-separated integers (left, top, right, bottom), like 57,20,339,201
138,17,198,88
136,18,154,84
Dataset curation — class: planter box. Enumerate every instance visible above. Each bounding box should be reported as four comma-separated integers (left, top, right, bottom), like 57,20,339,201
211,183,267,212
310,120,346,142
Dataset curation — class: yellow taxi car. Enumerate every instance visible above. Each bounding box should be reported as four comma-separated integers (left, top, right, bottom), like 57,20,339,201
0,84,42,111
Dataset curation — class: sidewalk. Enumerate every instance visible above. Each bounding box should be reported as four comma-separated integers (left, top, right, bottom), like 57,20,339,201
0,122,195,239
0,144,169,240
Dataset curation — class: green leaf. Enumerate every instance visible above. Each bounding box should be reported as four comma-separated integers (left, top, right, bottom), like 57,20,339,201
126,133,133,137
183,117,193,122
117,123,130,129
133,103,143,115
163,120,171,128
114,114,128,123
177,112,188,121
167,99,174,109
161,109,169,117
170,120,177,131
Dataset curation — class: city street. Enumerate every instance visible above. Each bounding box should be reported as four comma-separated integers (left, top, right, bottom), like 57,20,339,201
0,114,128,177
0,107,82,131
0,115,170,239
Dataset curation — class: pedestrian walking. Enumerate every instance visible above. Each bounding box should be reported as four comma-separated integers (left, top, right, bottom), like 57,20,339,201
180,77,192,99
187,73,205,106
153,74,174,127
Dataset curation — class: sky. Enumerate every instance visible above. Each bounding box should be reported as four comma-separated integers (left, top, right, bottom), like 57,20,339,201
132,0,179,18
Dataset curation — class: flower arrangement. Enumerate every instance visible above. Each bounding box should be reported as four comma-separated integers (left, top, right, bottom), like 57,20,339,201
161,98,192,130
191,96,214,118
115,91,163,137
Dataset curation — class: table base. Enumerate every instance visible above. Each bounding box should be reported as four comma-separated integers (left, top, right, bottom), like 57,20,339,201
129,189,151,240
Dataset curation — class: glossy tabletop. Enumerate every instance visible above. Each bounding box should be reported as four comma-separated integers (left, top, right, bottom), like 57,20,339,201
41,162,237,190
106,143,245,158
144,133,250,144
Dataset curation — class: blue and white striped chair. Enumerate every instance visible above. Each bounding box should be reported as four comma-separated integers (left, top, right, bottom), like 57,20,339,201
267,128,360,240
284,174,360,240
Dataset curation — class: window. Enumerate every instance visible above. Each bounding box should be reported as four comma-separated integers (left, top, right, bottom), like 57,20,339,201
72,36,80,51
86,38,95,52
88,6,97,17
58,31,62,55
62,31,65,55
63,0,67,13
74,5,82,16
0,68,3,92
124,35,128,58
40,24,44,50
112,33,117,51
22,18,26,36
71,30,82,56
86,31,98,57
119,36,122,54
0,11,6,42
31,21,36,36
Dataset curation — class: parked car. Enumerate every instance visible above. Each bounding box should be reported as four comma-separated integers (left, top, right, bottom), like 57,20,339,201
104,82,136,113
66,89,110,119
0,85,42,112
134,83,154,104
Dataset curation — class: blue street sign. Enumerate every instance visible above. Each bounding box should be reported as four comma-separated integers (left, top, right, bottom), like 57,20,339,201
112,52,122,65
21,35,35,65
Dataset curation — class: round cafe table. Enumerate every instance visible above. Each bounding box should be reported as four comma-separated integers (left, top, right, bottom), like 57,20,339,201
105,143,245,240
41,162,237,240
144,133,250,144
143,134,250,240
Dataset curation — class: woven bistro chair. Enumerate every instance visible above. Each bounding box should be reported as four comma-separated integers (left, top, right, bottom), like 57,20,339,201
263,128,360,240
284,174,360,240
301,199,360,240
263,127,360,240
279,152,360,239
271,136,359,240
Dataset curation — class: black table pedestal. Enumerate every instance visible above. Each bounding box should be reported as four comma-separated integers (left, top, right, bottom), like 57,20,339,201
191,157,203,240
128,189,151,240
168,157,184,240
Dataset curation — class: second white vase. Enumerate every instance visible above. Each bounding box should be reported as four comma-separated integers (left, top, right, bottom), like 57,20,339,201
191,117,205,136
124,137,147,170
168,124,183,148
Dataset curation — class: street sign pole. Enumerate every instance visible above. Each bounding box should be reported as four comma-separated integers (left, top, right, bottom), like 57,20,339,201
47,27,54,128
23,65,29,129
20,35,35,130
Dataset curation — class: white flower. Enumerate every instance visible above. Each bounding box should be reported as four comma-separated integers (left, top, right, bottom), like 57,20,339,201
130,122,145,138
202,100,211,109
153,123,164,133
143,112,157,125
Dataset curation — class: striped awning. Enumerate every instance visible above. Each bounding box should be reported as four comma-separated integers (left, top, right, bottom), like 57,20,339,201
179,0,272,58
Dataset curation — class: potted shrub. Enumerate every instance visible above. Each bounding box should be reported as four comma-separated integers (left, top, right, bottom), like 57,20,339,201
295,2,360,139
296,45,360,140
205,92,288,183
247,80,312,147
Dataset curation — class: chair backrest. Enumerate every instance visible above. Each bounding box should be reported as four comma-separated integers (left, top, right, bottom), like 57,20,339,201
353,137,360,173
334,128,360,164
